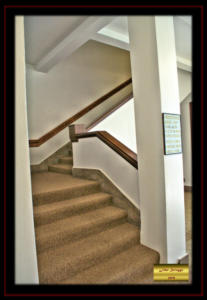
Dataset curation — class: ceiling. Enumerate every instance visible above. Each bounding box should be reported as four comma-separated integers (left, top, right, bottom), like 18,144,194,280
24,15,192,72
97,16,192,62
24,16,87,65
173,16,192,61
106,17,130,36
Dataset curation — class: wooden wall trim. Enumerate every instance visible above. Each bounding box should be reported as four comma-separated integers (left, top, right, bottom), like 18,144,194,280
29,78,132,147
74,130,138,169
86,92,133,131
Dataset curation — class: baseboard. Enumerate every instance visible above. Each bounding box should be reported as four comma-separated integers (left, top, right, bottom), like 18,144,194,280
72,167,140,227
30,142,72,173
184,185,192,192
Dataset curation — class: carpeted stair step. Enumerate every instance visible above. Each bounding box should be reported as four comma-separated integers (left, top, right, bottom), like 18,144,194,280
126,270,154,284
48,163,72,174
34,192,112,226
38,223,140,283
35,205,127,253
59,156,73,165
32,175,100,206
61,244,159,284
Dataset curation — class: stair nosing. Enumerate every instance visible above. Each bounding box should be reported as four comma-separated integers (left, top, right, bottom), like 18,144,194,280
34,192,112,211
34,192,112,226
36,205,127,236
33,180,99,196
32,180,101,206
48,163,72,169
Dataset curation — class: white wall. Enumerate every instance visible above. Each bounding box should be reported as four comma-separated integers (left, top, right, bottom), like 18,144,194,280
90,98,137,152
181,94,192,186
73,137,140,208
29,128,69,165
15,16,39,284
26,40,131,164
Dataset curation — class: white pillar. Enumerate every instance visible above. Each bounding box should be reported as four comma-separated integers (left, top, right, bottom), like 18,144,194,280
15,16,39,283
181,95,192,188
128,16,186,263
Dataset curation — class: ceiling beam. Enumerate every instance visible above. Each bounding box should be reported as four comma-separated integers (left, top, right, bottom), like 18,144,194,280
92,32,130,51
180,92,191,103
35,16,115,73
177,16,192,26
176,56,192,72
92,33,192,73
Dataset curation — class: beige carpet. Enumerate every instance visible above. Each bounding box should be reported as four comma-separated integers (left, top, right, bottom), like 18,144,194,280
31,151,191,284
31,152,159,284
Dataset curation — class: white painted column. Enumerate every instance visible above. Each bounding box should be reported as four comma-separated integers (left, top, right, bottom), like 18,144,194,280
15,16,39,283
128,16,186,263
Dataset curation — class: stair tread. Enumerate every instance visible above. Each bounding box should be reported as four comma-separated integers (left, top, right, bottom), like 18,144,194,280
38,223,139,283
48,163,72,170
32,172,99,196
48,164,73,174
59,156,73,164
61,244,159,284
34,192,111,216
35,205,127,246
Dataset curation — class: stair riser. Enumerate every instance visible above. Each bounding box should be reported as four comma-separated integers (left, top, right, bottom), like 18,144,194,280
36,213,127,254
48,165,72,174
59,158,73,165
33,183,100,206
39,231,140,283
34,196,112,226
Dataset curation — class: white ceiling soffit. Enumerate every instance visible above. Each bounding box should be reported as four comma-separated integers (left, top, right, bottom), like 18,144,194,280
24,16,116,73
92,16,192,72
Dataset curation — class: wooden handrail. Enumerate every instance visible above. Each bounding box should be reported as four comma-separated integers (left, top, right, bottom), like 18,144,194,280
70,126,138,169
86,92,133,131
29,78,132,147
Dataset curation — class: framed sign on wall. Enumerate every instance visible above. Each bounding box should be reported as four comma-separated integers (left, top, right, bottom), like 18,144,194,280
162,113,182,155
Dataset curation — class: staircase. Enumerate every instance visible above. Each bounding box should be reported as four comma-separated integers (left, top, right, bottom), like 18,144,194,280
32,145,159,284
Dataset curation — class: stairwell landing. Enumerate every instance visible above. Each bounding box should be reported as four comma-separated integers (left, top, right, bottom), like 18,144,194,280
31,145,159,284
